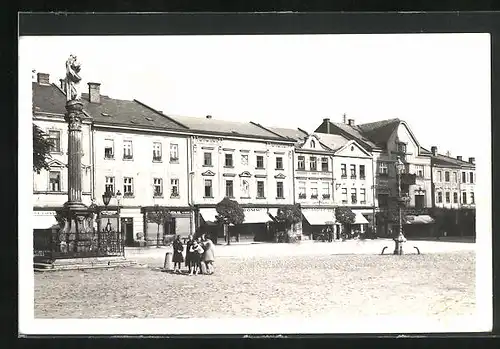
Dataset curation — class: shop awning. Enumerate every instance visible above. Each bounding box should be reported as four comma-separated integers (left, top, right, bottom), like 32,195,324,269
353,212,369,225
199,208,218,223
302,209,336,225
243,210,274,224
405,215,435,224
32,212,59,230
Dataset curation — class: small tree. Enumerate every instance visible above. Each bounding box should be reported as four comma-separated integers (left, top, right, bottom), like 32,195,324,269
275,204,302,243
33,123,53,174
147,205,172,247
335,206,355,238
215,197,245,245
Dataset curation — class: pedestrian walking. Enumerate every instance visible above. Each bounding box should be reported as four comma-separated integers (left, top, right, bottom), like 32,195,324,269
172,235,184,274
201,233,215,275
185,234,195,274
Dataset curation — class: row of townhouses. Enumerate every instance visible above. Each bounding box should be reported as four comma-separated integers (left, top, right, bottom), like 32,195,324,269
32,73,476,244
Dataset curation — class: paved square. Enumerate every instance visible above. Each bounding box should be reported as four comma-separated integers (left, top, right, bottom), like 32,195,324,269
34,250,475,319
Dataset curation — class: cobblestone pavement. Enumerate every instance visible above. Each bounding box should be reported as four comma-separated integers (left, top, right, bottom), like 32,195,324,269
34,251,475,319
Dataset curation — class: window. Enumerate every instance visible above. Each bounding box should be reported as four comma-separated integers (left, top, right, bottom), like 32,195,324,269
257,181,265,198
470,192,475,204
453,192,458,203
104,139,114,159
310,140,316,148
445,171,450,182
469,172,474,183
298,181,306,199
105,176,115,195
276,181,284,198
341,188,348,204
123,177,134,197
322,182,330,199
204,179,213,197
462,172,466,183
437,170,442,182
360,165,366,179
170,144,179,162
341,164,347,178
309,157,317,171
153,178,163,197
48,171,61,191
311,183,318,198
462,192,467,204
378,162,388,175
225,153,233,167
276,157,283,170
453,172,458,183
321,157,329,172
437,191,442,203
350,164,356,179
351,188,357,204
360,188,366,204
123,140,133,159
48,130,61,152
153,142,162,161
241,154,249,166
378,194,389,208
171,179,179,197
204,152,212,166
396,142,407,153
240,179,250,197
297,156,305,170
415,165,424,178
445,191,450,203
225,180,234,198
256,155,264,169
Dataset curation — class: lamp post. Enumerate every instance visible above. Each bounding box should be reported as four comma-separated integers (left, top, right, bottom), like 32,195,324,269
116,190,122,244
102,190,112,232
394,157,406,255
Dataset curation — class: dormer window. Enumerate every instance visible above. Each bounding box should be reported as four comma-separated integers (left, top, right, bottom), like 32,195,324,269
310,140,316,148
396,142,407,153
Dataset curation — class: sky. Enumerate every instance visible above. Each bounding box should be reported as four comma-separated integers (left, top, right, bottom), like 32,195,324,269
20,34,490,159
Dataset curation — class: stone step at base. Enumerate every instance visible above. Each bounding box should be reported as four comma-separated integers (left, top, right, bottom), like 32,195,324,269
33,257,139,272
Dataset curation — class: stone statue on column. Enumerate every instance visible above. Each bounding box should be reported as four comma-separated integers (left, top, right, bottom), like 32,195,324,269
65,54,82,101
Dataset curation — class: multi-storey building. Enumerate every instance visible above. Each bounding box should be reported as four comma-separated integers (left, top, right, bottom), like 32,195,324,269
164,115,297,242
430,146,475,209
315,116,434,236
32,73,194,246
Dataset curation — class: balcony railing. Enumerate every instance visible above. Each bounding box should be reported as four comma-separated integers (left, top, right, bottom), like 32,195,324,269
298,194,306,199
311,194,318,199
322,194,331,199
341,174,347,179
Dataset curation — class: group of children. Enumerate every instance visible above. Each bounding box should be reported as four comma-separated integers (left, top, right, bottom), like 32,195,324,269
172,233,215,275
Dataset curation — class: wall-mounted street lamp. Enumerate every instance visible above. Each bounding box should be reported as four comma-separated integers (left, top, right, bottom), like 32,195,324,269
102,190,112,232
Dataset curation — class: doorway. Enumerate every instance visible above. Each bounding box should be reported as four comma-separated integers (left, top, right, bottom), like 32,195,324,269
163,217,177,236
415,195,425,209
121,218,134,246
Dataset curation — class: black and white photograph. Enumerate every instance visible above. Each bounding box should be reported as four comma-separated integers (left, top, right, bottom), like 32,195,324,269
18,21,492,335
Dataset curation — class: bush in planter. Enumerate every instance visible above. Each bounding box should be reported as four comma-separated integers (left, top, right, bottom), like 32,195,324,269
275,204,302,243
335,206,355,239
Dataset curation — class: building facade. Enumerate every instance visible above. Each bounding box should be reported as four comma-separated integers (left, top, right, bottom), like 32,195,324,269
315,116,434,236
166,116,296,242
430,146,476,209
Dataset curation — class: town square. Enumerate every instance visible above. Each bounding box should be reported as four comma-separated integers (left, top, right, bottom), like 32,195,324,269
19,32,491,334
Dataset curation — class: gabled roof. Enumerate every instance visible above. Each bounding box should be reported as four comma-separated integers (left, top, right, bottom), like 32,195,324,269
255,125,308,142
32,82,187,131
313,133,351,152
356,118,401,146
166,115,287,141
316,120,379,149
432,154,475,169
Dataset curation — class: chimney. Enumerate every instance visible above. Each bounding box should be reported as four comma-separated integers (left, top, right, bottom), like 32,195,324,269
59,79,66,92
206,115,212,119
88,82,101,104
457,156,463,161
323,118,330,133
342,113,347,124
468,157,475,164
348,119,355,126
431,146,437,156
37,73,50,85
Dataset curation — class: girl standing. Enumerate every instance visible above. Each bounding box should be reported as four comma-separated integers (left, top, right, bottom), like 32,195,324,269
185,234,194,274
172,235,184,273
